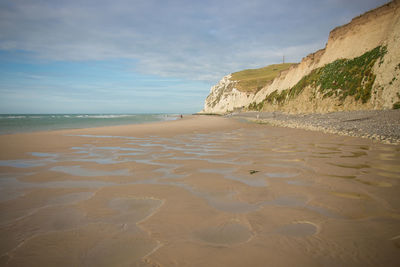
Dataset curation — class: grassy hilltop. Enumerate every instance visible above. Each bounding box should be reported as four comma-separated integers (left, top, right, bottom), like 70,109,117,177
230,63,294,93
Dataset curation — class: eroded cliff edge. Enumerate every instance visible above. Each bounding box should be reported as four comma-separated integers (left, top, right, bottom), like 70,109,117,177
201,1,400,114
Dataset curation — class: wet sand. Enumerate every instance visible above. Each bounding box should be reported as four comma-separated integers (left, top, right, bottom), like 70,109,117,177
0,115,400,266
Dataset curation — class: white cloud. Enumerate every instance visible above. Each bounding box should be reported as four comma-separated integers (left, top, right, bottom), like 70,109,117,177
0,0,390,83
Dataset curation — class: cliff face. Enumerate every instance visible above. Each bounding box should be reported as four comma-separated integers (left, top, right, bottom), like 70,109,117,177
202,0,400,114
203,74,255,113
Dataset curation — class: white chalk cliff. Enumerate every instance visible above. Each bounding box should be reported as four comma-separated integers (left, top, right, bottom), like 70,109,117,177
202,0,400,114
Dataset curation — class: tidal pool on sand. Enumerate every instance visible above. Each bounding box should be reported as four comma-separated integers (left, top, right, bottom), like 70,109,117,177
193,222,252,245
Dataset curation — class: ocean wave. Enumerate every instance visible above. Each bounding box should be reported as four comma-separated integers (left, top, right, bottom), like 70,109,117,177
75,115,134,119
2,116,27,119
156,114,180,121
1,114,137,120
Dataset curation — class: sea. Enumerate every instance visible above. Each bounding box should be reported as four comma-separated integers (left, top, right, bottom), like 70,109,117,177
0,114,180,135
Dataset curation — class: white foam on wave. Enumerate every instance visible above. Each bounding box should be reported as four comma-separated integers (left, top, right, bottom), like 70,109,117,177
75,114,134,119
2,116,27,119
156,114,179,121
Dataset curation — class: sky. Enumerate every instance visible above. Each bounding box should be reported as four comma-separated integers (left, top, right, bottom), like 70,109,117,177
0,0,390,114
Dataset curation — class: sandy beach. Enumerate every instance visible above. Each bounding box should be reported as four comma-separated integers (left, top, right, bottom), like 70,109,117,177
1,115,400,266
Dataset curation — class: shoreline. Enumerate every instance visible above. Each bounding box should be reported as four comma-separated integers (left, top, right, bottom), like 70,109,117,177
0,113,182,136
230,109,400,145
3,109,399,145
0,115,243,159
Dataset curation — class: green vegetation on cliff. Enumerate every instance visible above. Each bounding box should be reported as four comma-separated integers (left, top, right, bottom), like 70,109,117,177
231,63,294,93
248,46,387,111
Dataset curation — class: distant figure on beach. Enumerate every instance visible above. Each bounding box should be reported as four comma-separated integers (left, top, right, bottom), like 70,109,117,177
180,114,183,119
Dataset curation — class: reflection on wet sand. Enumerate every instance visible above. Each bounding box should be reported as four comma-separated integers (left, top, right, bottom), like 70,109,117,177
194,222,252,245
50,165,130,177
